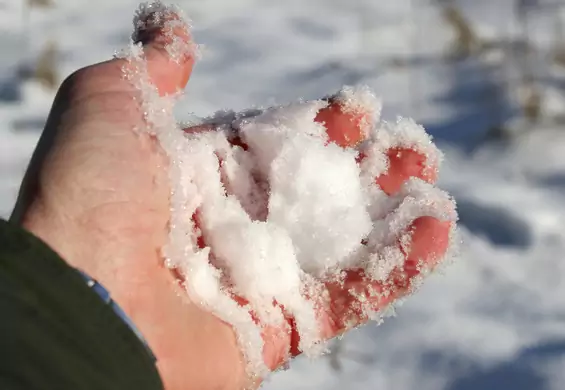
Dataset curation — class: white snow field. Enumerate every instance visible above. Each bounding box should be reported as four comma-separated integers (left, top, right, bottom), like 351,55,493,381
2,0,565,389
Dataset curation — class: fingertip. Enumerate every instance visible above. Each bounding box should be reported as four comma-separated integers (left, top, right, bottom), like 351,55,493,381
134,3,197,95
375,148,437,195
315,98,369,148
403,217,451,276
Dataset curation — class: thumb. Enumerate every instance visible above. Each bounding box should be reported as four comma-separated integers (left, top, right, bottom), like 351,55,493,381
133,2,197,96
10,3,197,223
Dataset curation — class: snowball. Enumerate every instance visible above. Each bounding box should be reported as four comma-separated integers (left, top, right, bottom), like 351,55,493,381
237,101,373,277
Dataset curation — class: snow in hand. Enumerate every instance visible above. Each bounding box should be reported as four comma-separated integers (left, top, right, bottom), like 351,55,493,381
125,1,458,379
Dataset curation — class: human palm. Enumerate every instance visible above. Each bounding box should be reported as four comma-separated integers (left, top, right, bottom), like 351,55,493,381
12,7,451,390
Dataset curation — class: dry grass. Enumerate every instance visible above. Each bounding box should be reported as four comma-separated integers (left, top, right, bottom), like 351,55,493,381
442,4,481,60
521,84,542,123
553,46,565,68
27,0,56,8
33,40,59,90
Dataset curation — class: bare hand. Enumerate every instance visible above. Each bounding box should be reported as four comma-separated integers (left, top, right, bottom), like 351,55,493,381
12,6,451,390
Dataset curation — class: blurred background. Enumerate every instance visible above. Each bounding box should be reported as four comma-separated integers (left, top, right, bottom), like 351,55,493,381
2,0,565,389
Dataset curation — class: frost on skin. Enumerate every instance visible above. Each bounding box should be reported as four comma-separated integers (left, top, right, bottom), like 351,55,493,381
176,97,458,378
132,1,200,62
120,1,459,381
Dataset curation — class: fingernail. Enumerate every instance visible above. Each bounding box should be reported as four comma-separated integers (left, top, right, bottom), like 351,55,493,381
132,2,199,62
133,2,168,45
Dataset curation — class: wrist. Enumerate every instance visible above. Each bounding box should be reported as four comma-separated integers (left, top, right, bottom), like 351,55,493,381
18,199,259,390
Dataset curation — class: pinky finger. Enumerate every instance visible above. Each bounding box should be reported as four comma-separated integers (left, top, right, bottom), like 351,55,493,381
319,216,452,338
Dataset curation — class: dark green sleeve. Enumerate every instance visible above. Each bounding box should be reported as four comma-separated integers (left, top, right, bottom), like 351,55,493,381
0,219,163,390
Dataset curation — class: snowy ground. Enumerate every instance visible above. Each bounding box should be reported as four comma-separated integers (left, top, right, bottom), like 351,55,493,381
2,1,565,389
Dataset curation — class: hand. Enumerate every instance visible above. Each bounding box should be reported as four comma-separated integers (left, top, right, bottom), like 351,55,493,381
11,5,451,390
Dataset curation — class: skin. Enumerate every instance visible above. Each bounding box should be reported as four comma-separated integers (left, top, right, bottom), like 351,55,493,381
10,9,452,390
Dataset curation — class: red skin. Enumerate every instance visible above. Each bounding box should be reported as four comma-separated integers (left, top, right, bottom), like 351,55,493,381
289,101,451,364
189,98,453,369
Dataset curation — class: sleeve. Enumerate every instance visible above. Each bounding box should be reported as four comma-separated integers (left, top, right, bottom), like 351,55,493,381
0,219,163,390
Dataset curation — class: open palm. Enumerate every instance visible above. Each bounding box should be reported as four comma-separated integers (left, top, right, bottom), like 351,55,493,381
12,6,452,390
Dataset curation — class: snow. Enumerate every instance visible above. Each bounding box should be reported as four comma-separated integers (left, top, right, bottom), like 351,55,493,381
237,98,374,278
2,0,565,389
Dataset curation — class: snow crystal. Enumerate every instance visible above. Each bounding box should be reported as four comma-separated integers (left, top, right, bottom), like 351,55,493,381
132,1,200,62
121,1,459,381
333,85,382,139
366,117,444,180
